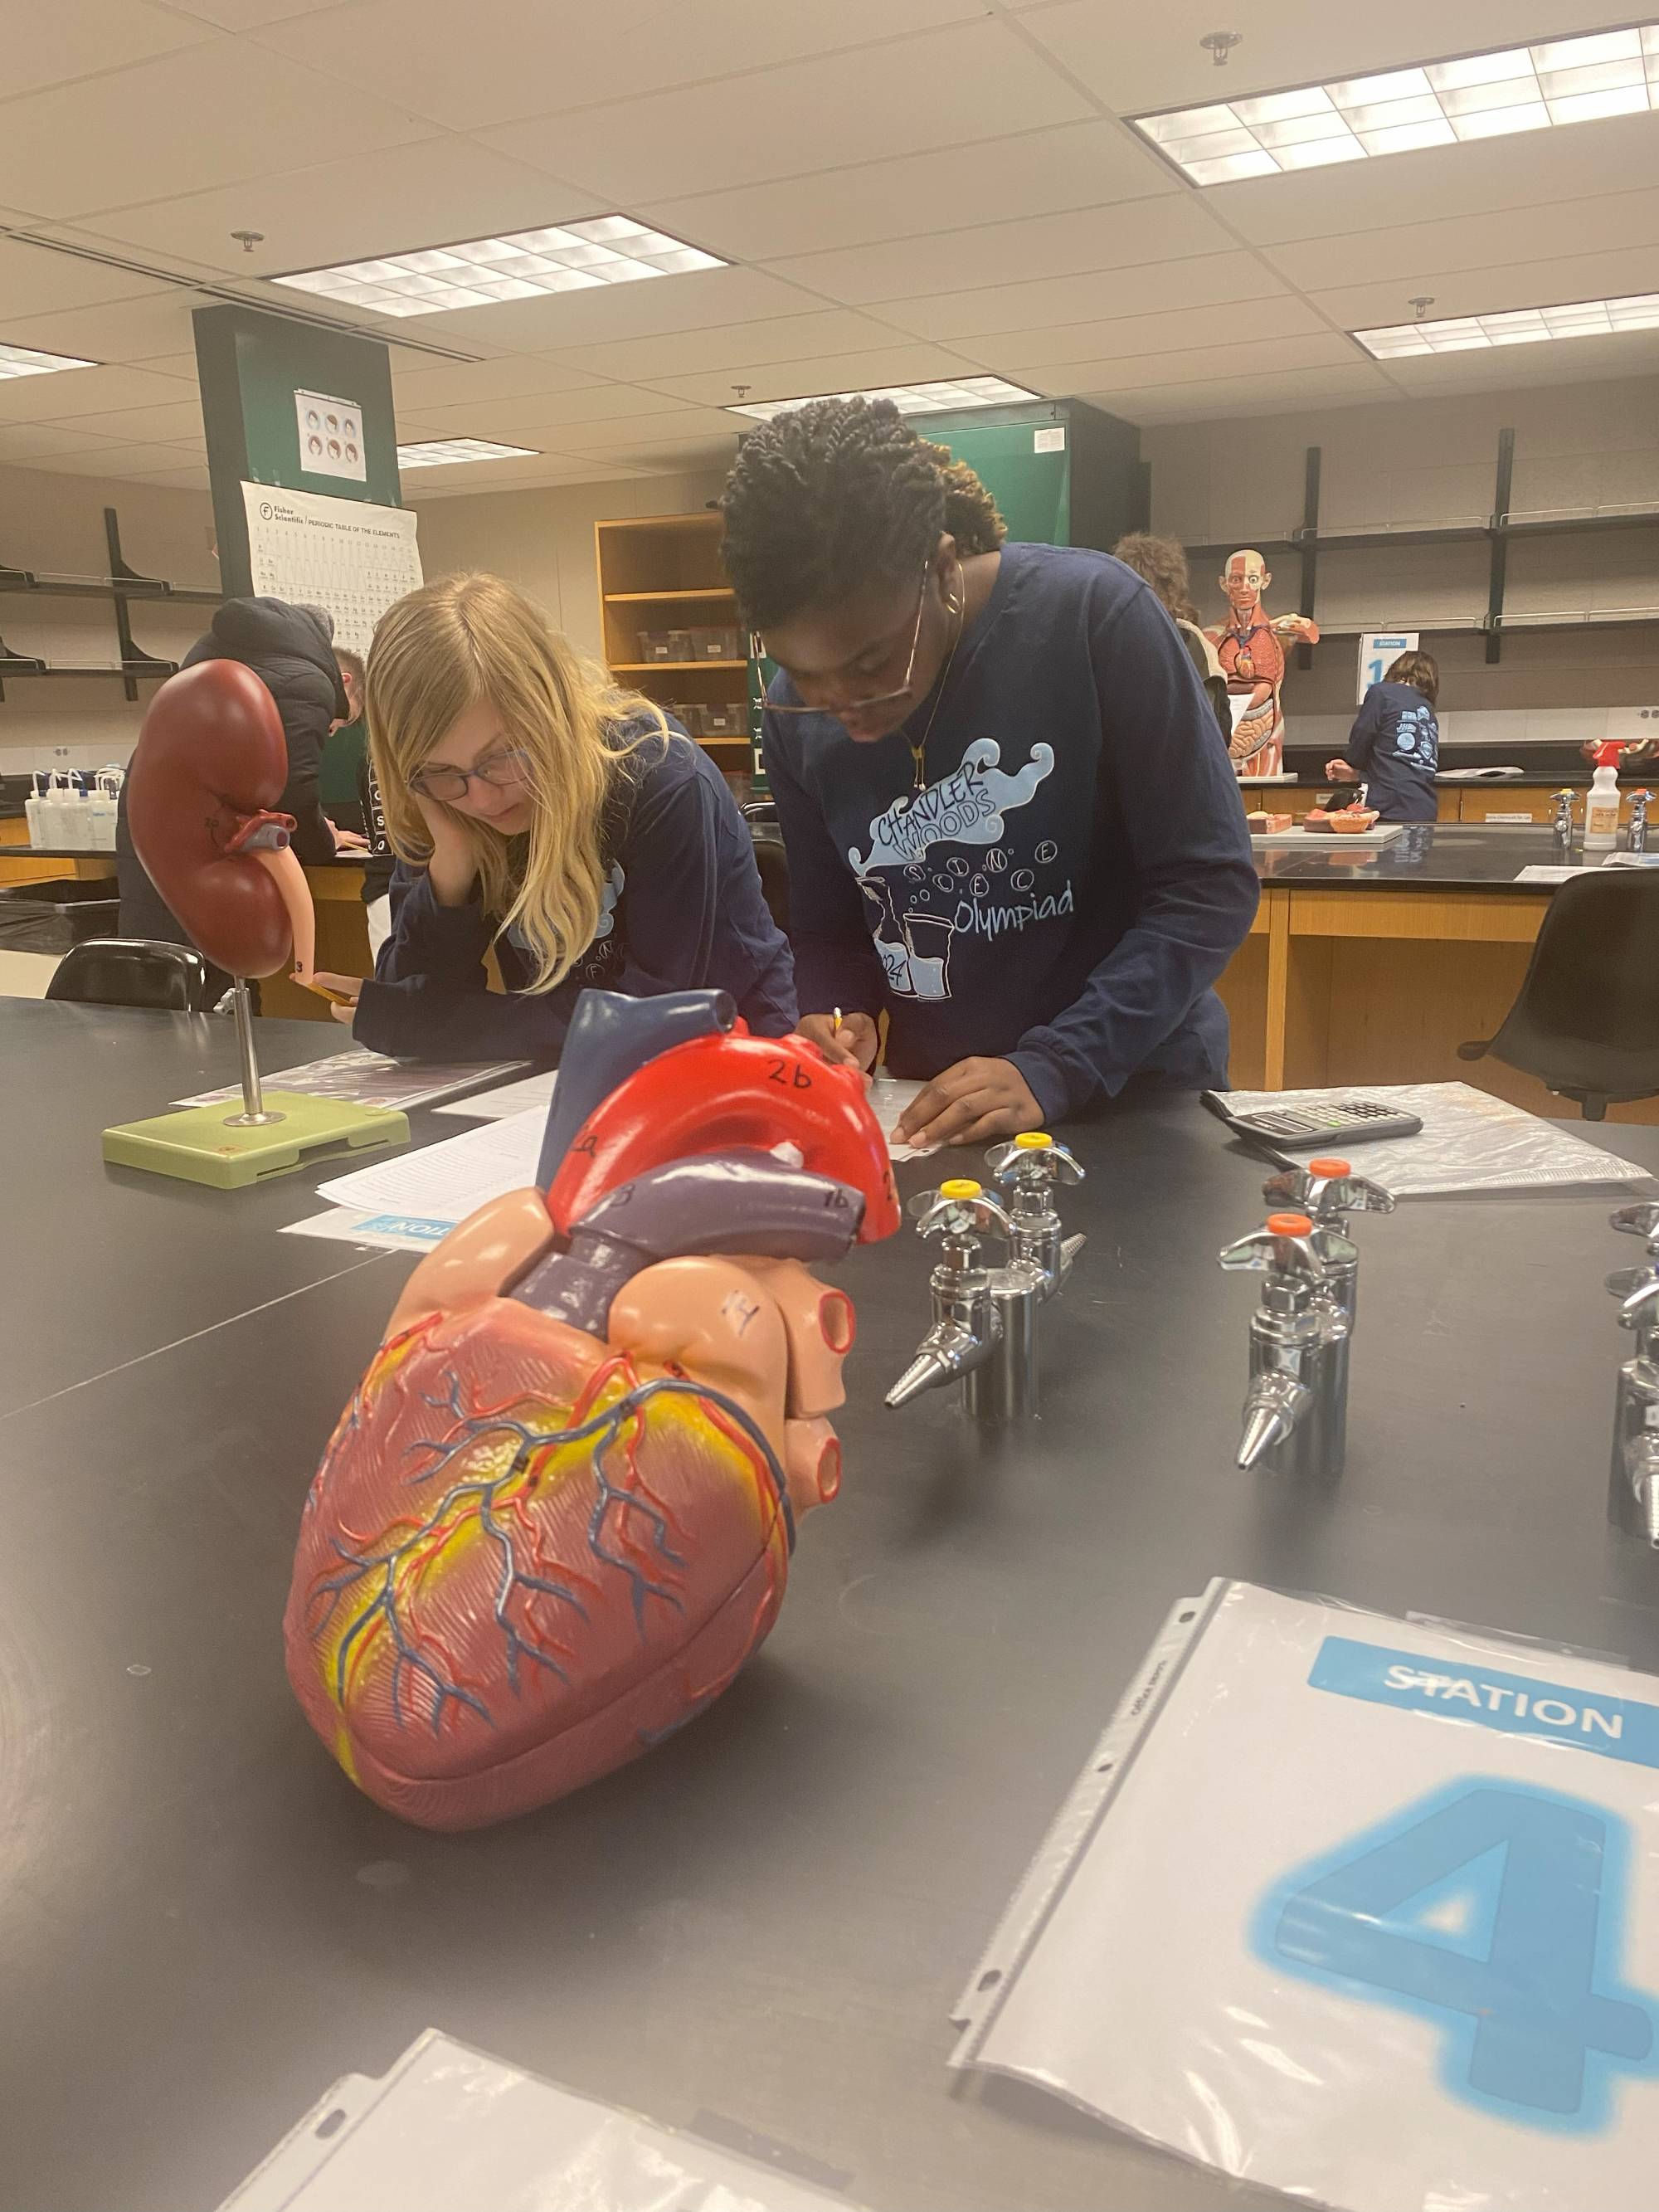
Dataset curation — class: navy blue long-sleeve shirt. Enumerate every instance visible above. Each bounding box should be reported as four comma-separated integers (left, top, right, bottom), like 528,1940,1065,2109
1343,680,1440,823
761,543,1259,1122
352,725,796,1063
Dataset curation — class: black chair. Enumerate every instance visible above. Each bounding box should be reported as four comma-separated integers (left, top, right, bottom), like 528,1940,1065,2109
744,801,791,933
46,938,215,1014
1458,869,1659,1118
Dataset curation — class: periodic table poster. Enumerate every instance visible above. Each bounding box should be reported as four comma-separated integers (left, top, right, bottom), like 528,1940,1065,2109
241,482,422,656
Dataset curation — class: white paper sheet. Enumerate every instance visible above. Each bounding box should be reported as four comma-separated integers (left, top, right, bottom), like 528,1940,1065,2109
434,1068,558,1119
1216,1080,1652,1196
435,1066,941,1161
177,1050,525,1113
316,1105,545,1224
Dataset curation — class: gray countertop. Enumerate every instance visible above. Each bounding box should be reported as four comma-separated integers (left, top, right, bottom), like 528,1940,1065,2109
3,1000,1659,2211
1253,820,1643,889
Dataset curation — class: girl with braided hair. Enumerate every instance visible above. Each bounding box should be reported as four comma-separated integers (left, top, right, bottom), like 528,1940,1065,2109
720,397,1258,1148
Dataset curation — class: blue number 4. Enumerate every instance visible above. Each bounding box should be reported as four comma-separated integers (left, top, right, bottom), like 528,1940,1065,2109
1256,1782,1659,2131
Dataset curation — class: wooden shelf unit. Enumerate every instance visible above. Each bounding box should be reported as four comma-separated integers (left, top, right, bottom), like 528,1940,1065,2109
595,513,752,787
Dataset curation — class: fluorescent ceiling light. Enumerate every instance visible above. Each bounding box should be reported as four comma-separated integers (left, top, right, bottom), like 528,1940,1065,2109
1132,22,1659,182
728,376,1040,421
397,437,540,466
275,218,725,319
1355,290,1659,356
0,341,96,379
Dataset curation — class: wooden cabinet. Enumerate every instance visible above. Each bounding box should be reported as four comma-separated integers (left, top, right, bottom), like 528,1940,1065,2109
595,514,752,792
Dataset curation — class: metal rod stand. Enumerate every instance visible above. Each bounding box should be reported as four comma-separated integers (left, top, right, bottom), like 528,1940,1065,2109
222,978,283,1128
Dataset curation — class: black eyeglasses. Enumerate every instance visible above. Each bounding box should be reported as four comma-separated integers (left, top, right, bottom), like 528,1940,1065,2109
409,745,532,803
765,563,930,719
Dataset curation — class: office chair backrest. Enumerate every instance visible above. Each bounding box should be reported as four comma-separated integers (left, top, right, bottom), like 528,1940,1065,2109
46,937,213,1013
1485,869,1659,1110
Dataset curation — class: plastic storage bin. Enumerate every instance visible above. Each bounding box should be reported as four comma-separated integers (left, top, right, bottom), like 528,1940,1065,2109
700,701,747,737
638,628,694,663
0,876,121,953
690,626,741,662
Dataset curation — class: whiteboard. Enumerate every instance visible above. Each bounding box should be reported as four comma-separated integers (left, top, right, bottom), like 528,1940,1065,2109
241,481,421,655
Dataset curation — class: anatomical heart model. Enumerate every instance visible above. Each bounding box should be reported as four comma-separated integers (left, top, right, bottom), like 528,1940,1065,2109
285,989,900,1830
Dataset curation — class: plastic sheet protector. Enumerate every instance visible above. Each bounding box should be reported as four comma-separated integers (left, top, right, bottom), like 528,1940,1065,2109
176,1049,525,1113
221,2028,864,2212
1218,1080,1652,1196
952,1580,1659,2212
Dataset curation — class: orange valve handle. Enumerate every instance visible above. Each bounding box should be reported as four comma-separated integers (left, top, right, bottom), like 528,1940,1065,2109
1266,1211,1315,1237
1306,1157,1351,1178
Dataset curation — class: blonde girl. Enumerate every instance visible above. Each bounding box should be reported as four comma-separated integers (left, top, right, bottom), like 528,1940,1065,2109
314,572,795,1056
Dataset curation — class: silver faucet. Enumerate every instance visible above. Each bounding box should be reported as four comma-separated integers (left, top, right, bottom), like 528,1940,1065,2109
1607,1203,1659,1547
985,1131,1086,1295
1628,788,1651,854
886,1179,1044,1420
1552,787,1578,844
1262,1157,1393,1423
1220,1211,1355,1478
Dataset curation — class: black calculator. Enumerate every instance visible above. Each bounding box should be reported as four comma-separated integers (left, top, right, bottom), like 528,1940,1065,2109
1204,1094,1424,1147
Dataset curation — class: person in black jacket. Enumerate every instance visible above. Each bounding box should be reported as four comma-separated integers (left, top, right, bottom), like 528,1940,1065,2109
117,595,362,960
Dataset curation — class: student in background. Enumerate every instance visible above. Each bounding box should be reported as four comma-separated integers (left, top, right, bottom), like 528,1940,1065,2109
1112,533,1230,738
309,572,795,1060
117,597,363,962
719,398,1257,1149
1326,650,1441,824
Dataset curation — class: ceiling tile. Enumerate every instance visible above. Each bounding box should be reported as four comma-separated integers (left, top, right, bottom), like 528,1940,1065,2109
1264,188,1659,296
123,463,213,490
27,440,201,477
639,343,985,410
1078,363,1398,426
33,397,205,444
637,119,1176,263
422,266,826,353
549,309,907,382
533,407,737,456
406,386,705,437
0,42,435,219
887,252,1288,341
251,0,981,133
82,135,606,276
479,20,1091,203
0,363,203,426
163,0,348,24
0,0,214,100
762,197,1238,308
0,236,179,320
1015,0,1638,118
1,290,208,365
966,294,1332,372
390,353,604,406
0,422,128,465
1014,331,1362,397
410,458,654,499
1209,111,1659,249
1307,244,1659,334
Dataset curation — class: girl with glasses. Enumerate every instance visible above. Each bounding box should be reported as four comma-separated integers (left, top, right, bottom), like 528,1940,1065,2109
310,572,795,1057
720,399,1258,1151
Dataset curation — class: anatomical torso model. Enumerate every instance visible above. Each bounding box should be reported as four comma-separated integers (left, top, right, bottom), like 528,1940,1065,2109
1205,549,1320,781
284,988,899,1830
